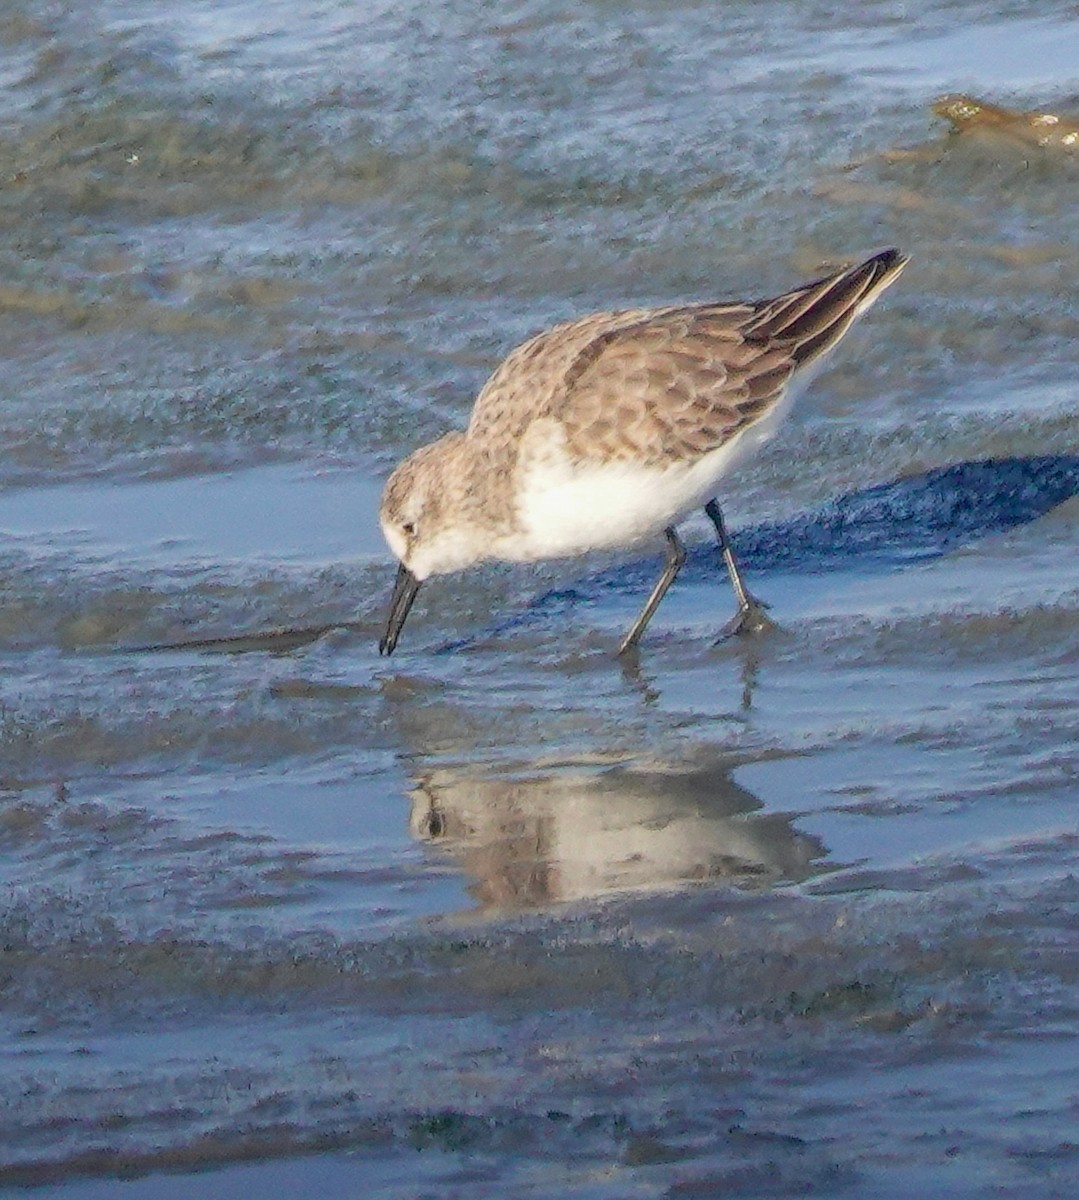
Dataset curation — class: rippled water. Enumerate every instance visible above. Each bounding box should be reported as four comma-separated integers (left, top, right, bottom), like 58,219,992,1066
2,1,1079,1196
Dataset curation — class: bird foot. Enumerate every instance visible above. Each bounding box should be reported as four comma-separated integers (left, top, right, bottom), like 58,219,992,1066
714,597,777,643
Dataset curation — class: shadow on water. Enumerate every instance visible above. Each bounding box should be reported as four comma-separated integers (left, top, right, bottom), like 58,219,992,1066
720,454,1079,575
407,750,827,911
126,454,1079,655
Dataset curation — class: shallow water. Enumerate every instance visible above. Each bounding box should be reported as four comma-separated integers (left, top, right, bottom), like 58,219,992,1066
2,1,1079,1196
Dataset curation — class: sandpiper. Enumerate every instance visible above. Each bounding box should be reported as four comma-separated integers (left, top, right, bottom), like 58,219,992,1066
379,249,908,655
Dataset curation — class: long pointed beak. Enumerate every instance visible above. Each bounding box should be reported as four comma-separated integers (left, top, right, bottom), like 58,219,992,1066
379,563,422,656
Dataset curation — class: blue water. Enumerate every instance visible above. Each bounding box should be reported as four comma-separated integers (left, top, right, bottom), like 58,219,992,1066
1,1,1078,1196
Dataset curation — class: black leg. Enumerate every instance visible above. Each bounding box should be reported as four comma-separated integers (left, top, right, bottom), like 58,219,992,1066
704,498,775,640
618,526,686,655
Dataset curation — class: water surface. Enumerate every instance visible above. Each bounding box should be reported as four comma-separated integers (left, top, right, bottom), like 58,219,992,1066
2,1,1078,1196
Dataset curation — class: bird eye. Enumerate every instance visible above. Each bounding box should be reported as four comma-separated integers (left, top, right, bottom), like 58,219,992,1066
402,521,416,536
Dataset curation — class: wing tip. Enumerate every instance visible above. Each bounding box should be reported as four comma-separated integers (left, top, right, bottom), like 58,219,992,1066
867,246,911,280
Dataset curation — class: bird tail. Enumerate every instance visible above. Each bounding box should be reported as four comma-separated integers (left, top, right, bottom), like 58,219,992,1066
745,248,910,367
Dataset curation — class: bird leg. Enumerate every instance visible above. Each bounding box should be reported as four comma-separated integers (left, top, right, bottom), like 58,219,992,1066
618,526,686,655
704,498,775,641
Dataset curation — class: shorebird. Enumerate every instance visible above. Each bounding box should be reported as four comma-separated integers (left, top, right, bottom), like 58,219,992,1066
379,248,908,656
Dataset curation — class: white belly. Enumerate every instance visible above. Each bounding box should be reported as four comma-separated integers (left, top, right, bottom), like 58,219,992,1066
509,418,776,562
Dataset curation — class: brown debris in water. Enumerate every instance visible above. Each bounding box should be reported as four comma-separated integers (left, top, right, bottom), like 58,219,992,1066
839,93,1079,179
933,94,1079,152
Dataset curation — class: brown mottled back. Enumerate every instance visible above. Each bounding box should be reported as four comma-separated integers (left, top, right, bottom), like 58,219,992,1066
466,250,908,468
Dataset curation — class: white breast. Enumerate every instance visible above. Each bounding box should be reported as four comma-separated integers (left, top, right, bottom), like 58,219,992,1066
508,422,769,562
501,369,813,563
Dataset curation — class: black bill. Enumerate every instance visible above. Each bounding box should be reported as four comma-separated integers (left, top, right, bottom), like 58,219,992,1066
379,563,422,656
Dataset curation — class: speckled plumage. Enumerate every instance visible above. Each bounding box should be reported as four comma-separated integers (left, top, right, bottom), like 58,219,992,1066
379,249,909,655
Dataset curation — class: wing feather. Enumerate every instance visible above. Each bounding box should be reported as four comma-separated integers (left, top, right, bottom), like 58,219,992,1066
465,250,908,467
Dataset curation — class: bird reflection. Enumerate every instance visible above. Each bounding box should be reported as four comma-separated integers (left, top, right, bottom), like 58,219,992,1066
408,752,826,911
